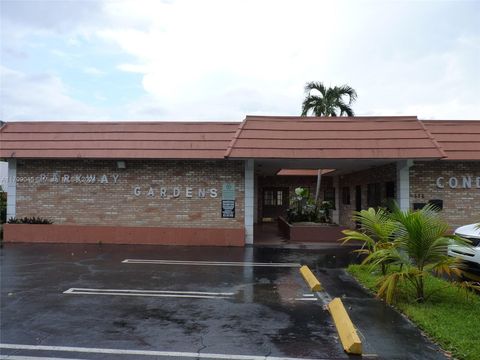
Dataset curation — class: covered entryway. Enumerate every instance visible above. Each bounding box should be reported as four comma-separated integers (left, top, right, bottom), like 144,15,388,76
261,187,289,222
253,160,399,245
225,116,445,245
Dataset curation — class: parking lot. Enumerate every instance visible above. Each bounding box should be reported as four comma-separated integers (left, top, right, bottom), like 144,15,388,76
1,244,448,360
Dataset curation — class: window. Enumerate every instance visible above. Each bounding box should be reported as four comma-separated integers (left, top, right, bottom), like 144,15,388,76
264,189,284,206
367,183,381,207
264,190,274,206
276,190,283,206
342,187,350,205
324,188,336,209
385,181,395,200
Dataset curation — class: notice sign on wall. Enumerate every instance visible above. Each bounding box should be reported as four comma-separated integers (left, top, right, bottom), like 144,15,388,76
222,183,236,200
222,200,235,218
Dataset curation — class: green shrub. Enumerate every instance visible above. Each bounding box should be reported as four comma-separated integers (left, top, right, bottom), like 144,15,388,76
287,187,334,223
7,217,53,224
348,264,480,360
342,204,473,304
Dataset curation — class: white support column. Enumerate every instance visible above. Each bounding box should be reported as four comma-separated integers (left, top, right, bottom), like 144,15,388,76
253,174,258,224
332,175,340,224
396,160,413,211
6,159,17,220
242,246,254,302
244,159,254,245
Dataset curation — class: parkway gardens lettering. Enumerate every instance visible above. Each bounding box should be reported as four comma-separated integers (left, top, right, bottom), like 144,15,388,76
4,173,119,185
133,186,218,199
1,173,220,200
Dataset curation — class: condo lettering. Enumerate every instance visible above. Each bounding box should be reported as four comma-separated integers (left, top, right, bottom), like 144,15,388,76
436,176,480,189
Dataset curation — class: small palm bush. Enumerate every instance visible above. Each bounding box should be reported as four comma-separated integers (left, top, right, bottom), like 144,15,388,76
342,204,471,304
342,208,397,275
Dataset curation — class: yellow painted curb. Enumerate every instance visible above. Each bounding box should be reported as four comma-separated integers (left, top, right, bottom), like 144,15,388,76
299,265,322,292
327,297,362,355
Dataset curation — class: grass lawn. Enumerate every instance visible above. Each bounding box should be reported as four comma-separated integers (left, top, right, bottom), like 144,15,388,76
348,264,480,360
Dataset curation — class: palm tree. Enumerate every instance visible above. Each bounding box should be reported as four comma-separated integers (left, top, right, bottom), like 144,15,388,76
341,208,397,275
301,81,357,117
363,204,467,304
301,81,357,203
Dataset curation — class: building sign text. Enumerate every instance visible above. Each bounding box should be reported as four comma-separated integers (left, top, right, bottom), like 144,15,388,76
436,176,480,189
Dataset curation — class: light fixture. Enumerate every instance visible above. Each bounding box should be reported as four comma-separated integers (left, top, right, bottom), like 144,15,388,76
116,160,126,169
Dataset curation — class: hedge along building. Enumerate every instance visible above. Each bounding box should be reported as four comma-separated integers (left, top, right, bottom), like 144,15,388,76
0,116,479,246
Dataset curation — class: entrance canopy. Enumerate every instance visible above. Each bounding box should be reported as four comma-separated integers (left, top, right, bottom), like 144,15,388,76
225,116,445,160
253,158,401,176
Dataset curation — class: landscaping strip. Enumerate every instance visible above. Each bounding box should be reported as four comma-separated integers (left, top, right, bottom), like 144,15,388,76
347,264,480,360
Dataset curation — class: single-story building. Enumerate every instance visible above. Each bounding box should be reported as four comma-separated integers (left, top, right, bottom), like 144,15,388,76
1,116,479,246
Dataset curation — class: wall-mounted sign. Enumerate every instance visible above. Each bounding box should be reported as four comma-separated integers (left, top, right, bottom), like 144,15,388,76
222,183,236,201
3,173,120,185
436,176,480,189
222,200,235,218
133,186,218,199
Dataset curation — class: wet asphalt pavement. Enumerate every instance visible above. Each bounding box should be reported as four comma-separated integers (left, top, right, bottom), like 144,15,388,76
0,244,448,360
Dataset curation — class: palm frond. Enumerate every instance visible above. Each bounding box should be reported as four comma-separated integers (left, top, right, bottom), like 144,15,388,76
304,81,327,96
337,103,354,116
334,85,358,104
301,95,325,116
301,81,357,117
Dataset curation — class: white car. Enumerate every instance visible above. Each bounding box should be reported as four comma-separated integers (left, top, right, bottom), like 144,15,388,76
448,223,480,275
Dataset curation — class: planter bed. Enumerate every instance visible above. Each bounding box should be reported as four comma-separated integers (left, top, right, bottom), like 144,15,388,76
2,223,245,246
278,216,348,242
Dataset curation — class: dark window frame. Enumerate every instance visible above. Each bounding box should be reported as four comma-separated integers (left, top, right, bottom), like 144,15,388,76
367,183,381,208
324,188,336,209
342,186,350,205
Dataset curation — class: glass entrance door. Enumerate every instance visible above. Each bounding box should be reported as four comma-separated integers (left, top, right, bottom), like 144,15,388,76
262,187,289,222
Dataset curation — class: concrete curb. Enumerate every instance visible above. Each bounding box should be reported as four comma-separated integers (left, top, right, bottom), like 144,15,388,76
327,297,362,355
299,265,322,292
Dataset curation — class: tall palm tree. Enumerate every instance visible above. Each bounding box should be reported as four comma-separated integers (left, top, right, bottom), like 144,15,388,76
301,82,357,117
301,82,357,203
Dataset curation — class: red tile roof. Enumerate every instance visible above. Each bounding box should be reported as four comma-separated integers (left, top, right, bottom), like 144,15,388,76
1,117,478,161
0,121,240,159
225,116,445,159
422,120,480,160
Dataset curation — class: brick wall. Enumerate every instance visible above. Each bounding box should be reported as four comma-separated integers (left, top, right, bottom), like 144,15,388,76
15,159,244,228
410,161,480,228
338,163,397,228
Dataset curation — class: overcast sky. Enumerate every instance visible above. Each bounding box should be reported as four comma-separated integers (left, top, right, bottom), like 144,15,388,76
1,0,479,121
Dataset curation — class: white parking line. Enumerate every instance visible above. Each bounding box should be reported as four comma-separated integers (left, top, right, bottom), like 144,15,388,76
0,356,85,360
122,259,302,267
63,288,234,299
0,344,325,360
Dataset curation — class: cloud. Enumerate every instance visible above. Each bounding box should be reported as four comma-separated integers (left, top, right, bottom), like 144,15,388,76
98,0,340,118
83,67,105,76
0,66,100,120
98,0,480,120
0,0,479,120
0,0,103,33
